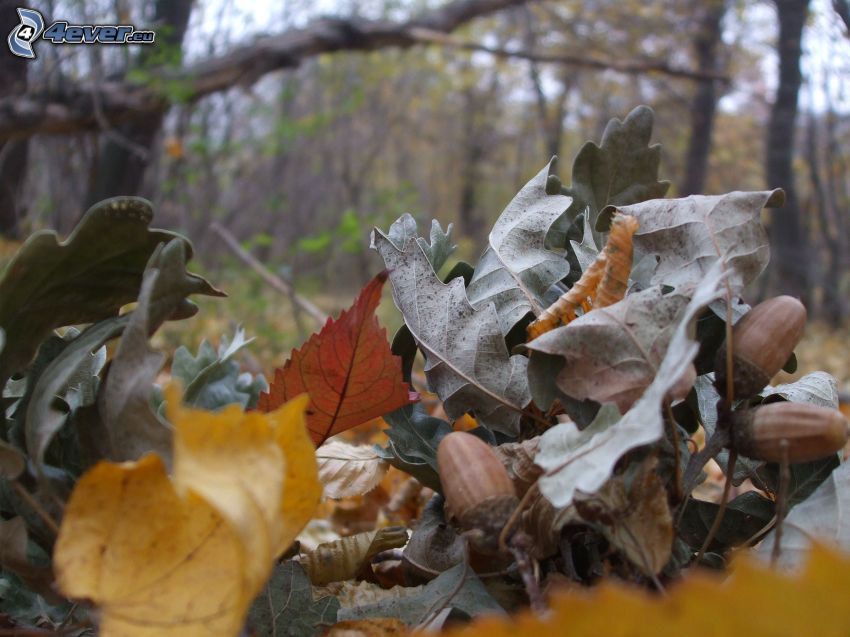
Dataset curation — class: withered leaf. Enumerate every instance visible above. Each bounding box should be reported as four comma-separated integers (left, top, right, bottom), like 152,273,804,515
526,286,688,413
259,271,413,445
372,227,530,435
535,265,724,508
466,159,572,334
606,189,784,294
316,440,390,499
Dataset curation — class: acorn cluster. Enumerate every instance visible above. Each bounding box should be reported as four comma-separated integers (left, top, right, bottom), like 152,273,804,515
715,296,849,463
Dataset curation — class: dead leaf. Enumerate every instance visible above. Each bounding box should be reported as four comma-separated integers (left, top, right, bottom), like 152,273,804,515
608,189,784,294
54,455,250,637
534,265,724,508
249,560,340,637
169,389,317,590
372,227,530,435
328,618,408,637
300,527,409,585
317,440,390,499
527,286,688,413
758,458,850,568
259,271,414,445
466,159,572,334
493,437,542,496
575,457,673,575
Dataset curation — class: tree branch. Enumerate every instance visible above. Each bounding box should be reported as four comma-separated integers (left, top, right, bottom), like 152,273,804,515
407,28,731,83
0,0,527,140
0,0,729,141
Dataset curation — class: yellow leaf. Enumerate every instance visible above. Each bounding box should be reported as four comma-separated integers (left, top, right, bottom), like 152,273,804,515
54,389,321,637
272,393,323,555
301,526,408,585
444,544,850,637
54,455,248,637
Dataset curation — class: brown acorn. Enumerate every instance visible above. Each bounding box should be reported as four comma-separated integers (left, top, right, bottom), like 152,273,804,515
731,402,849,463
714,296,807,399
437,431,519,555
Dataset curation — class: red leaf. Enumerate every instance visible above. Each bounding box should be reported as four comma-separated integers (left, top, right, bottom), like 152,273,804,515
258,271,416,445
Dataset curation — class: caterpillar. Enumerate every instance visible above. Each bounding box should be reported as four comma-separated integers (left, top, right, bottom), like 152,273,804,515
527,214,639,340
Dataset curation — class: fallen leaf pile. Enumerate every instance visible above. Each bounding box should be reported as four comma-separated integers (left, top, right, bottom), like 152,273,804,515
4,106,850,636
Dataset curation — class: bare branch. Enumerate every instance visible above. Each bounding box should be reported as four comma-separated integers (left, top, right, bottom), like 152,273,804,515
0,0,731,141
407,28,732,83
0,0,528,141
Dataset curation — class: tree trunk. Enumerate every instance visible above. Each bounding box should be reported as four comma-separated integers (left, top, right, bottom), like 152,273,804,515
681,0,727,195
85,0,193,206
0,1,31,237
766,0,809,302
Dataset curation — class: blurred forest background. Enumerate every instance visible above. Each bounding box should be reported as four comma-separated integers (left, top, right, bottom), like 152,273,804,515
1,0,849,373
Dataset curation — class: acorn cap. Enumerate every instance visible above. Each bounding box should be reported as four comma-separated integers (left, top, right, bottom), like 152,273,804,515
715,296,807,399
732,401,849,463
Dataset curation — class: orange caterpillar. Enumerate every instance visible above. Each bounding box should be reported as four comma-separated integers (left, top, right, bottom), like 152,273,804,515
527,214,639,340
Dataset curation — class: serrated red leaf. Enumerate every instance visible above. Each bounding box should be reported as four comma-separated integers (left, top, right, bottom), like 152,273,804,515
258,271,416,445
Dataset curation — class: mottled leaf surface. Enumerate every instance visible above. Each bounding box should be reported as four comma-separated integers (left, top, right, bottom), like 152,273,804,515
372,229,530,435
466,160,572,333
760,371,839,408
536,266,724,508
609,190,784,293
526,286,688,412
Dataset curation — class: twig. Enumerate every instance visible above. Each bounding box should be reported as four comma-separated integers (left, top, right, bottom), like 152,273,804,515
665,402,683,503
696,449,737,563
508,532,547,613
771,440,791,565
13,481,60,537
407,28,731,83
498,481,539,553
210,222,328,327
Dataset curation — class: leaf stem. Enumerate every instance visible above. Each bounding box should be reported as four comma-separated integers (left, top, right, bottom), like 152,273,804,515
771,440,791,566
13,481,60,537
696,449,737,563
665,402,683,503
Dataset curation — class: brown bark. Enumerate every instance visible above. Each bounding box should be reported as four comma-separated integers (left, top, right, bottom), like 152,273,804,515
85,0,193,205
766,0,809,302
681,0,727,195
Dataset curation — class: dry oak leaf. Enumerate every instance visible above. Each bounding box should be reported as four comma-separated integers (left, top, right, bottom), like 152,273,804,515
442,544,850,637
54,390,320,637
259,271,415,445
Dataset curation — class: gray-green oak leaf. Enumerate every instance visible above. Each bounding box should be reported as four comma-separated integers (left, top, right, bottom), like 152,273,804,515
606,190,784,294
0,196,221,385
466,159,572,334
535,264,724,508
372,227,530,436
